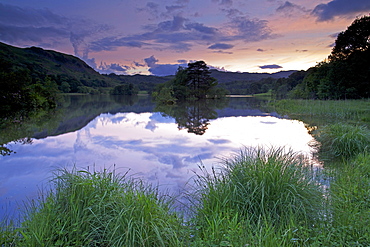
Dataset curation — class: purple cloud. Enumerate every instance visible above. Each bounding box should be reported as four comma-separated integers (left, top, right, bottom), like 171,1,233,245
276,1,307,13
259,64,283,69
312,0,370,21
208,43,234,50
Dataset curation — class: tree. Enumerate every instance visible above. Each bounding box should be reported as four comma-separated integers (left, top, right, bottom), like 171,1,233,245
187,61,217,99
111,83,138,95
329,15,370,62
153,61,224,103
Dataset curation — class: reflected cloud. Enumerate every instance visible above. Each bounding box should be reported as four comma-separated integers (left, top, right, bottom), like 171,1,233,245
207,139,231,144
260,121,277,124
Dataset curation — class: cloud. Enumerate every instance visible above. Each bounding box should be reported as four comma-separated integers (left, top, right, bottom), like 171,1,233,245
225,16,276,42
257,48,265,52
212,0,233,6
91,11,275,54
212,50,233,54
91,15,219,53
221,8,243,18
0,3,69,45
208,43,234,49
97,62,131,74
144,55,159,67
0,3,112,65
312,0,370,21
165,5,186,13
259,64,283,69
143,55,188,76
276,1,307,13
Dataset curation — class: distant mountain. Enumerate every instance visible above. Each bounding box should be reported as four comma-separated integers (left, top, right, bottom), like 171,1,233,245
210,69,297,84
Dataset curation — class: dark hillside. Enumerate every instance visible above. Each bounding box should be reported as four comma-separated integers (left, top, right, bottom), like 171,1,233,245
0,42,118,92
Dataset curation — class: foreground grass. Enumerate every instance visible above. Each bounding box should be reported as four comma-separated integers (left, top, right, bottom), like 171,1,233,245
6,169,184,247
189,147,322,246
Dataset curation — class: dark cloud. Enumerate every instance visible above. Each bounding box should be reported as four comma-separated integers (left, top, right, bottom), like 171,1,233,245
177,59,188,63
312,0,370,21
296,49,308,52
0,3,112,66
91,16,219,53
259,64,283,69
208,43,234,49
137,2,160,17
0,3,68,45
226,16,275,42
221,8,243,18
212,0,233,6
165,5,186,13
143,55,187,76
144,55,159,67
212,50,233,54
276,1,306,13
257,48,265,52
97,62,131,74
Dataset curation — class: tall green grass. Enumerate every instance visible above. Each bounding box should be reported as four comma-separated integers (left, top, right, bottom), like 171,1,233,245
322,152,370,246
268,99,370,126
315,123,370,159
189,147,323,246
16,168,184,247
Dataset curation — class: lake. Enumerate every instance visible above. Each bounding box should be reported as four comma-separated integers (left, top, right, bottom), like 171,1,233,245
0,95,318,219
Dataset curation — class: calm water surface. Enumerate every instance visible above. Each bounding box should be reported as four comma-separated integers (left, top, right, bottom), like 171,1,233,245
0,95,318,218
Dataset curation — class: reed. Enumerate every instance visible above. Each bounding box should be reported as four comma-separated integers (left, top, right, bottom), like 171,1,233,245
16,168,184,246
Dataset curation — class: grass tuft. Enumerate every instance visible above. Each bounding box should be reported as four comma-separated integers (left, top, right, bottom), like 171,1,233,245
316,123,370,159
190,147,322,245
16,168,184,247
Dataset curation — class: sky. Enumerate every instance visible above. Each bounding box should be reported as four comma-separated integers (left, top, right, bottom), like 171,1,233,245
0,0,369,76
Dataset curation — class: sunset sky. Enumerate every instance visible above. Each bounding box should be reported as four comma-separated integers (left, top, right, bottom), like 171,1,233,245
0,0,369,75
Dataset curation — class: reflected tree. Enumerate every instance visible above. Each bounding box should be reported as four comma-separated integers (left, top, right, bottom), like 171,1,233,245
156,98,228,135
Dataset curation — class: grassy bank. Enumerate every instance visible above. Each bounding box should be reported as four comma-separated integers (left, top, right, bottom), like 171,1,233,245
269,99,370,246
267,99,370,127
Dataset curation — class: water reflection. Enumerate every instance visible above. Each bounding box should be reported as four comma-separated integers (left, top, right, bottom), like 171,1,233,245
0,96,317,219
156,99,228,135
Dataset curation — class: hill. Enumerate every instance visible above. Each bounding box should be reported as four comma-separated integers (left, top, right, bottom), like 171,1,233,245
210,69,296,84
0,42,118,93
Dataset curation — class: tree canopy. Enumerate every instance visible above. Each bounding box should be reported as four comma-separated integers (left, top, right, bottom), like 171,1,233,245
329,15,370,62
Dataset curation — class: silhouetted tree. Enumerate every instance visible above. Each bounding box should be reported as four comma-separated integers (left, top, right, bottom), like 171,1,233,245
329,15,370,62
